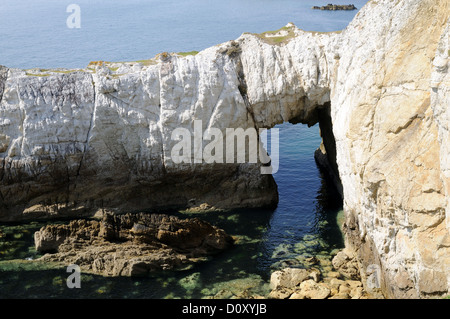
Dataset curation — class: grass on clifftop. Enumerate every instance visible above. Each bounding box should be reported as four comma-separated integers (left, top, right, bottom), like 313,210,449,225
250,25,297,45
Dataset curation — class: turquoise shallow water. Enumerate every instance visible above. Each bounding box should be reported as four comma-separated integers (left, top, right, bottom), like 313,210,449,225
0,0,368,298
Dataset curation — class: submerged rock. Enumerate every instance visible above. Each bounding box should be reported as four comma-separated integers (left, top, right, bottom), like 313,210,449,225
34,212,233,276
178,272,202,291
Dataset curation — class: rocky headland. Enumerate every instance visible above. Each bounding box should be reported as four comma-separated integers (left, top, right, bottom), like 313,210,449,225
34,212,233,276
0,0,449,298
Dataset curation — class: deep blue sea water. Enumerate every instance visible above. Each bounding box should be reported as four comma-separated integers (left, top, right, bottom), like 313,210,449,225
0,0,368,298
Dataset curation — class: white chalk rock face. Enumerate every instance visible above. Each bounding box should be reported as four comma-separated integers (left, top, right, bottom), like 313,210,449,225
0,0,448,298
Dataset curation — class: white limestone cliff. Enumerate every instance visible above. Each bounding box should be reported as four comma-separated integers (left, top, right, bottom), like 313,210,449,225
0,0,448,298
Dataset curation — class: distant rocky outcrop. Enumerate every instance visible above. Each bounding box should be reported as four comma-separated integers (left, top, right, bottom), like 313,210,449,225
34,213,233,276
312,4,356,11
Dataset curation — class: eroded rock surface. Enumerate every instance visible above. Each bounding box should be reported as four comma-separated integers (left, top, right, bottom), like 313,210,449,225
0,0,449,298
34,213,233,276
268,250,384,299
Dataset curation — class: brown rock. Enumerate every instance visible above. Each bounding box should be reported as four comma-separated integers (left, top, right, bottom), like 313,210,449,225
326,271,341,279
331,251,349,269
268,288,293,299
350,287,364,299
270,268,310,290
309,268,322,283
332,250,360,280
289,291,306,299
299,280,331,299
330,287,339,296
339,284,351,295
347,280,363,289
329,278,346,290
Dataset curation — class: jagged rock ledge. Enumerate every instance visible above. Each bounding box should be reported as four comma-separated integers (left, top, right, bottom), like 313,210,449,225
34,212,233,276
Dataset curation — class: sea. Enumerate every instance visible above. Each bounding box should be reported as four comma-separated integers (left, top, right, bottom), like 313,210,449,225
0,0,368,298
